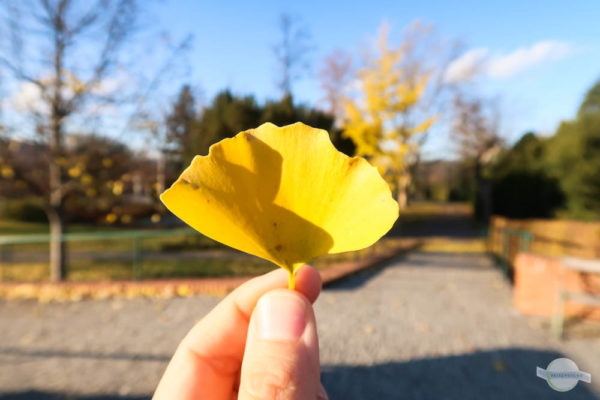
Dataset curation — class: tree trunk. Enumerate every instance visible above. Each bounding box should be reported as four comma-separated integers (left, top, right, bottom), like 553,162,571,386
474,160,492,222
45,24,67,282
48,108,66,281
157,149,166,195
47,206,66,282
397,171,411,209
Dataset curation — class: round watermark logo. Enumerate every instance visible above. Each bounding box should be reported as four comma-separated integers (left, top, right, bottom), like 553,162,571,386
537,358,592,392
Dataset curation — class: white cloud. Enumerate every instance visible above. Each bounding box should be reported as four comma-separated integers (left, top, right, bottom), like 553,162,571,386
12,81,48,114
444,48,489,83
10,70,131,116
444,40,572,83
487,40,571,78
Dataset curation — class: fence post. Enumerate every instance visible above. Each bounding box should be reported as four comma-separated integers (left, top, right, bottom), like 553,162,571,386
520,231,534,252
0,245,4,281
132,235,143,280
501,228,510,276
551,266,567,340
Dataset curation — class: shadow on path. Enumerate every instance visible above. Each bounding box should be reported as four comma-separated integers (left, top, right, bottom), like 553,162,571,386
401,251,493,270
0,347,170,363
3,348,596,400
389,209,484,239
324,252,413,291
324,250,492,291
322,347,598,400
323,203,490,290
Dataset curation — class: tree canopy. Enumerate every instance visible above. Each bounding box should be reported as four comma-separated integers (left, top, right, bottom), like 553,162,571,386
488,78,600,220
342,23,439,208
546,90,600,218
164,88,355,167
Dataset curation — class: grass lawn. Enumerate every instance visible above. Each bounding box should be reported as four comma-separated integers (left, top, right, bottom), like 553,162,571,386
0,219,221,253
0,203,473,282
0,247,384,282
395,202,487,253
0,219,53,235
1,258,275,282
1,215,395,282
419,237,486,253
397,202,472,222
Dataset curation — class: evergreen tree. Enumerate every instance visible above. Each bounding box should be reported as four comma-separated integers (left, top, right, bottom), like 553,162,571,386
546,82,600,218
166,85,200,165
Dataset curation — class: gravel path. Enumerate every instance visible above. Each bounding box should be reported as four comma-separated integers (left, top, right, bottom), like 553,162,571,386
1,251,599,399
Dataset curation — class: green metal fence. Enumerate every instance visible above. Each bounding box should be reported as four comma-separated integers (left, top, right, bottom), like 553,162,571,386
498,227,535,276
0,228,201,281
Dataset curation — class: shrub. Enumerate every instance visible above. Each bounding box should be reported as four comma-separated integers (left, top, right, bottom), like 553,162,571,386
0,199,48,222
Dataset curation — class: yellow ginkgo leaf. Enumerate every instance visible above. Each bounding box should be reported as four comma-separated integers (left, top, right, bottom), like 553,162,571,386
160,122,399,288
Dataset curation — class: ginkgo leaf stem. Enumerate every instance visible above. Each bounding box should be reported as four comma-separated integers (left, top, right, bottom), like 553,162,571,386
287,268,295,290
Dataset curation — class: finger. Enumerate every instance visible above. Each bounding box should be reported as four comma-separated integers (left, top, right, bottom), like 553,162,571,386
318,383,328,400
153,265,321,400
238,289,320,400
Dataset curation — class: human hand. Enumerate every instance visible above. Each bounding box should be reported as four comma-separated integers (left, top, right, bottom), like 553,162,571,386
153,265,327,400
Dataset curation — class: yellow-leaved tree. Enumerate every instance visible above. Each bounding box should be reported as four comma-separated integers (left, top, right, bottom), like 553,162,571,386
343,22,438,208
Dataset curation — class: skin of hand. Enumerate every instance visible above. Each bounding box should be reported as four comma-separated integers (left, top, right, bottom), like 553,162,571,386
153,265,328,400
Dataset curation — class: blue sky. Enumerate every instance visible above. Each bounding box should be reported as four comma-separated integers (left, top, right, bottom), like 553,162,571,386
146,0,600,158
5,1,599,159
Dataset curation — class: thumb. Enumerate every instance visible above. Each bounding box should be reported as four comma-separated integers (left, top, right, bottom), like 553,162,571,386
238,289,321,400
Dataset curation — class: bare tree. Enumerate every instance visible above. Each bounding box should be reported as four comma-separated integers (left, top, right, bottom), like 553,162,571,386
272,14,313,97
126,37,193,203
451,94,502,163
451,93,503,220
318,49,352,124
0,0,185,281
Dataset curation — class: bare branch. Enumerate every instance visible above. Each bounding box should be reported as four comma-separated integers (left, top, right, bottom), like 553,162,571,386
451,92,503,163
67,1,102,37
117,34,193,140
0,55,45,89
273,14,313,96
319,49,352,119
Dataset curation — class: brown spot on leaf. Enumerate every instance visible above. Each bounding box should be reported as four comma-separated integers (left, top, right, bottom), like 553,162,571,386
349,158,359,167
181,178,199,190
275,244,283,252
273,221,278,227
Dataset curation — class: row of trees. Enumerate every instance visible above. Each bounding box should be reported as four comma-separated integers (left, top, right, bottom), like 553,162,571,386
166,66,600,222
485,80,600,220
4,3,592,283
163,88,355,168
0,5,486,280
163,21,458,212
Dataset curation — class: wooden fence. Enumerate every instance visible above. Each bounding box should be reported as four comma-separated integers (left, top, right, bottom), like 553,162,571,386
488,215,600,267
